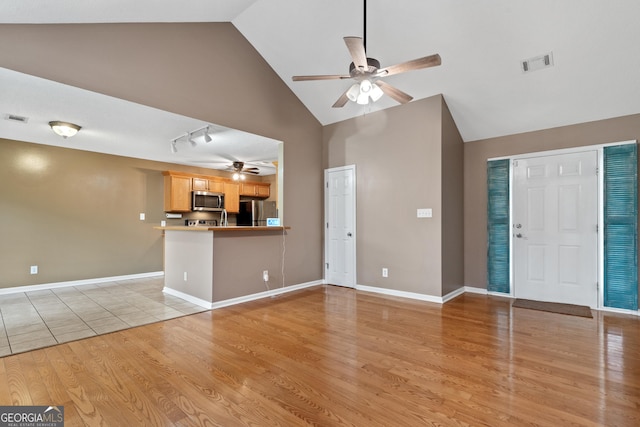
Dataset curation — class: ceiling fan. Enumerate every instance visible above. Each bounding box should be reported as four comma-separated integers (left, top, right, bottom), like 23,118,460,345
291,0,441,108
228,161,260,180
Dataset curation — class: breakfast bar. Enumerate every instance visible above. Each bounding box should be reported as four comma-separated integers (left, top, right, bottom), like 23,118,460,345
156,226,290,308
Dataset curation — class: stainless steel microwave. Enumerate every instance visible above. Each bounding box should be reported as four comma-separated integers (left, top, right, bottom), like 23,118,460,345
192,191,224,211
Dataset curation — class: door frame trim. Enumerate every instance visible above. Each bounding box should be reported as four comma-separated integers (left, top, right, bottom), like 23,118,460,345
488,140,636,309
324,164,357,288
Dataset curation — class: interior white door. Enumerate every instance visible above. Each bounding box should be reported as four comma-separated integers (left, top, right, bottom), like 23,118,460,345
513,151,598,307
324,166,356,288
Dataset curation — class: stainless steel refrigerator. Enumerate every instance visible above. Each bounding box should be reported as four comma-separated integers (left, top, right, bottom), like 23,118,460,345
237,200,277,226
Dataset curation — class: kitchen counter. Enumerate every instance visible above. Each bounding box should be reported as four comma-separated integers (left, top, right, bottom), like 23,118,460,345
157,226,290,309
155,226,290,232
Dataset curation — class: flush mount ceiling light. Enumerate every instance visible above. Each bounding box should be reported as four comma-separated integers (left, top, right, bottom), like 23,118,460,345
48,121,81,139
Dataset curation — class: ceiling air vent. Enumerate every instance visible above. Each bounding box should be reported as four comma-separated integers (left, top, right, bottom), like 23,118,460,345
521,52,554,73
4,113,29,123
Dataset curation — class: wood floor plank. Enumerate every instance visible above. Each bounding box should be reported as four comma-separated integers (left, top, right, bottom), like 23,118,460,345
0,285,639,426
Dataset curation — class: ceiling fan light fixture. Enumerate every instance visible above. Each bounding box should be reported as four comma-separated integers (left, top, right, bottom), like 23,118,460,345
360,79,372,93
232,172,240,181
356,92,370,105
346,83,360,102
49,121,81,139
370,83,384,102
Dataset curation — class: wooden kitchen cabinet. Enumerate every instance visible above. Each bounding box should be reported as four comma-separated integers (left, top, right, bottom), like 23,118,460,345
224,182,240,213
164,171,251,213
192,177,224,193
208,180,224,193
164,174,192,212
239,182,270,198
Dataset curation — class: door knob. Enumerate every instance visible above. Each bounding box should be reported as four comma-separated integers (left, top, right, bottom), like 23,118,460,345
515,233,523,238
514,223,522,229
347,232,352,237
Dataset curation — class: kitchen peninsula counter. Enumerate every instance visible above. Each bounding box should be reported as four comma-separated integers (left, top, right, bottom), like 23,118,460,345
157,226,290,309
155,226,290,232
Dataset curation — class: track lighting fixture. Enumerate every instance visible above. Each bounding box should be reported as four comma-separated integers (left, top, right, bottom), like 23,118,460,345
188,132,197,147
203,126,212,143
170,124,214,153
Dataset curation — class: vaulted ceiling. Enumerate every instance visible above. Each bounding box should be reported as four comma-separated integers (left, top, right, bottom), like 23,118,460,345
1,0,639,157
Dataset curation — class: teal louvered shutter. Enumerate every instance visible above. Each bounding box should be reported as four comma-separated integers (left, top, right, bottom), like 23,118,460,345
604,144,638,310
487,159,510,293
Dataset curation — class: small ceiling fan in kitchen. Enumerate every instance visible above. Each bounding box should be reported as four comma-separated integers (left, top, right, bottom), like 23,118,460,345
291,0,441,107
228,161,259,181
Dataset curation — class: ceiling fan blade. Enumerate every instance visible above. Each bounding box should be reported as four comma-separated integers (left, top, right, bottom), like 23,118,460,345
344,37,368,70
377,54,442,77
376,80,413,104
332,89,350,108
292,74,350,81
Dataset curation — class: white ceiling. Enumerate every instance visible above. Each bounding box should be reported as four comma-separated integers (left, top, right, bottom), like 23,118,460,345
1,0,640,164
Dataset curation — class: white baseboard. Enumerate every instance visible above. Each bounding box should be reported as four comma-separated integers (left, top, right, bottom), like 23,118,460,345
465,286,489,295
598,306,640,317
355,284,447,304
164,280,323,310
355,285,481,304
0,271,164,295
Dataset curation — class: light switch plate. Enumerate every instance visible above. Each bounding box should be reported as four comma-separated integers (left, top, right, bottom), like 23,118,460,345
139,213,146,221
417,208,433,218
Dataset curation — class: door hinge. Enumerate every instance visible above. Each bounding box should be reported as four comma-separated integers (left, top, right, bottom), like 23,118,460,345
596,166,599,175
326,263,329,269
326,182,329,188
513,160,519,167
326,222,329,229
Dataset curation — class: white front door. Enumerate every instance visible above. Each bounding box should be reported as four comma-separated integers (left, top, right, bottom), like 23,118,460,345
513,151,598,307
324,166,356,288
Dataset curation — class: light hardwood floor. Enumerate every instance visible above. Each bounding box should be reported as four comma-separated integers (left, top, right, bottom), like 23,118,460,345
1,285,638,426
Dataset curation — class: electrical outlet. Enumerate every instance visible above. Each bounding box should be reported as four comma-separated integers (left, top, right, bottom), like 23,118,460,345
183,272,188,281
382,268,388,278
263,270,269,281
30,265,38,275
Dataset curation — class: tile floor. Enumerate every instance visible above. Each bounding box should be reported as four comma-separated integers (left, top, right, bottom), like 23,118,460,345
0,276,206,357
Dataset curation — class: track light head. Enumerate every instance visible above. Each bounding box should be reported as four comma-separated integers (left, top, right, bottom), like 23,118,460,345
203,127,212,143
170,140,178,153
188,133,197,147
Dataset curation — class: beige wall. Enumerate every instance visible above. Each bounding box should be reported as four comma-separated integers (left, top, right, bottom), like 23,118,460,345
0,23,323,292
441,98,465,295
323,95,464,297
464,113,640,288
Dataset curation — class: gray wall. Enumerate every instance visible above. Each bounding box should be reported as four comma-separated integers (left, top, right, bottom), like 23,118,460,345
0,23,323,292
323,95,464,297
464,113,640,289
